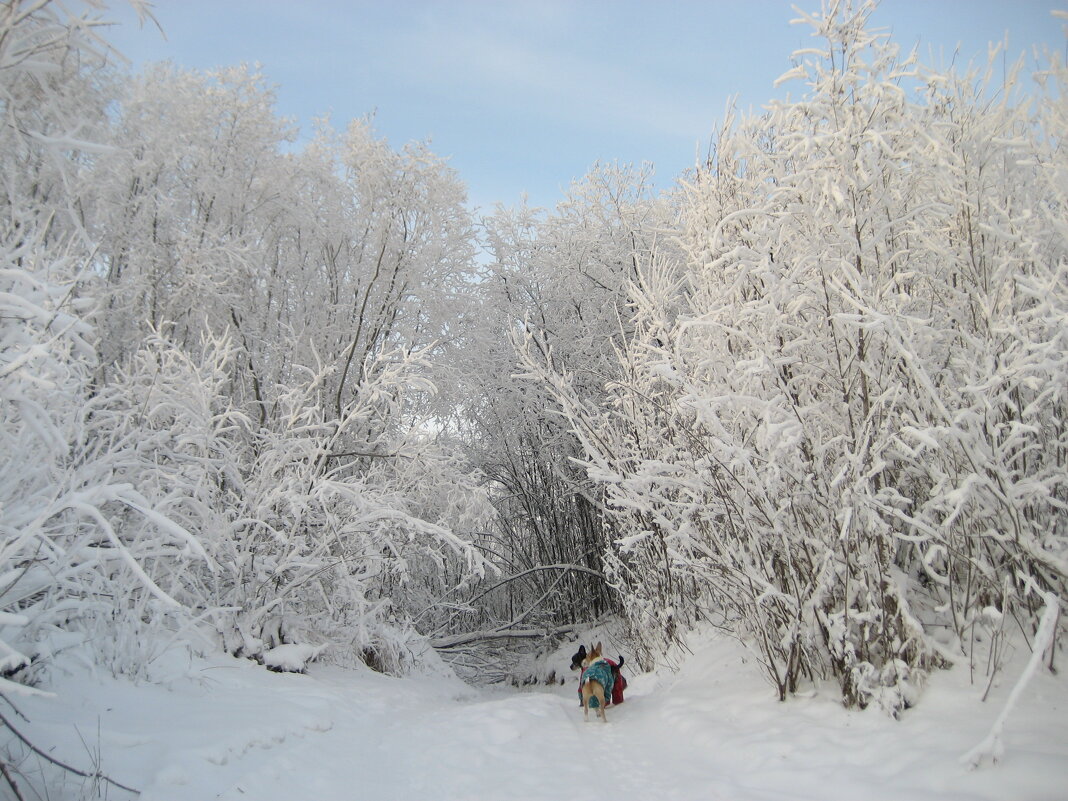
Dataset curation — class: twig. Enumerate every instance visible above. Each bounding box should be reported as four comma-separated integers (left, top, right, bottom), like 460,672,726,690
0,693,28,723
0,708,139,795
0,759,25,801
462,560,606,610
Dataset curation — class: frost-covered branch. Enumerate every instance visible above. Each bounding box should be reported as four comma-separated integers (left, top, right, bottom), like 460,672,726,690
961,592,1061,768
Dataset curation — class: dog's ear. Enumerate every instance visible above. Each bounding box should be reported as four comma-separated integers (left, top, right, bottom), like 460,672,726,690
578,645,587,656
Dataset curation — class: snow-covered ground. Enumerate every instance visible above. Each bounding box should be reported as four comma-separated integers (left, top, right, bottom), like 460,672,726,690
9,631,1067,801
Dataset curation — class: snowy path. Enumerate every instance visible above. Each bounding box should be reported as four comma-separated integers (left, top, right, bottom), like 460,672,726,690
19,634,1068,800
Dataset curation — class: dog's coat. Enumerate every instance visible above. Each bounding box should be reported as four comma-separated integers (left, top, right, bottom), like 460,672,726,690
580,659,615,708
578,642,612,722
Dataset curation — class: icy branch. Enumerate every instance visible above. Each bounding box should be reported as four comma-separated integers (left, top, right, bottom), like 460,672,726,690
961,592,1061,769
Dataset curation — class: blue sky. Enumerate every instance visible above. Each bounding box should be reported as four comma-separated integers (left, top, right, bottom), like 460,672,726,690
104,1,1067,213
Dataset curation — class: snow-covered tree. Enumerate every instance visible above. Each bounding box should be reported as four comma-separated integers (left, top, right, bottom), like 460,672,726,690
89,63,296,375
84,60,495,670
0,0,206,682
454,165,674,642
2,0,496,700
0,2,211,793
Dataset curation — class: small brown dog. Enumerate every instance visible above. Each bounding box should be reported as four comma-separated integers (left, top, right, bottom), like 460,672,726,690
579,642,610,722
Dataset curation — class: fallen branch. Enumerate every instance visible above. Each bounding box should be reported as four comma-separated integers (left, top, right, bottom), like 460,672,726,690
431,624,579,650
430,559,608,650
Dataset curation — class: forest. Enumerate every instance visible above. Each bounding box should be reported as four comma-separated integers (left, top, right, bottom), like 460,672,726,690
2,3,1065,787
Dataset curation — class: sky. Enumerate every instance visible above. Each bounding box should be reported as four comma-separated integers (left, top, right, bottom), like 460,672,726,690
102,1,1068,214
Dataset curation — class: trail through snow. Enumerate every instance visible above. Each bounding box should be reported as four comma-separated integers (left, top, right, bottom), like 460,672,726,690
13,632,1068,800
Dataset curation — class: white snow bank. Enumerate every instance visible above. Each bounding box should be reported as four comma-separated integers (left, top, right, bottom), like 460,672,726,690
7,629,1066,801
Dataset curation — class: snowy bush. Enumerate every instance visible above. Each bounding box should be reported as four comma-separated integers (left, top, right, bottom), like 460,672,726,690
0,0,209,686
95,329,494,671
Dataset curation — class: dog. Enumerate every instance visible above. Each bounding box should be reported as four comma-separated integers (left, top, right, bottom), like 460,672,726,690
569,644,588,672
578,642,610,722
570,644,626,703
572,642,628,722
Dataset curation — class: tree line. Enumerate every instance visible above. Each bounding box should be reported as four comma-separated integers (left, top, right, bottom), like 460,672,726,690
2,0,1064,736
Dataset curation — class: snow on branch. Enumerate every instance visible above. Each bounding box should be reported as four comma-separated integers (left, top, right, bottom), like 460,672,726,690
961,592,1061,769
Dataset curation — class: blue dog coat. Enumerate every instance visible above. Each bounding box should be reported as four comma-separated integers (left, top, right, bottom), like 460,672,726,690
580,659,615,709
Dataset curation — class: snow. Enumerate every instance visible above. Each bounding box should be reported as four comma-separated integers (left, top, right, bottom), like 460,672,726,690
11,630,1067,801
261,643,327,673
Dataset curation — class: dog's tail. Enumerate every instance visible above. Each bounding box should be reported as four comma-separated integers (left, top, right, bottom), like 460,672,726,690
617,656,624,669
